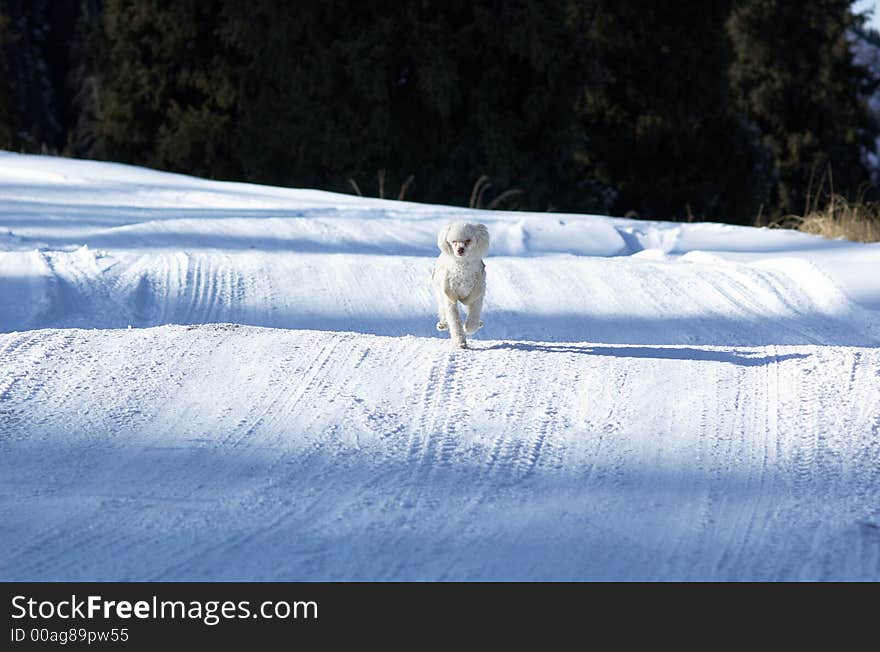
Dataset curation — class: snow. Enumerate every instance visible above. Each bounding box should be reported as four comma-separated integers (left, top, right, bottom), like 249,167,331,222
1,151,879,580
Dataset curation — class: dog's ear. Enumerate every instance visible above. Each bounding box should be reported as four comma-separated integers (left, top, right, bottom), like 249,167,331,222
472,223,490,257
437,224,453,256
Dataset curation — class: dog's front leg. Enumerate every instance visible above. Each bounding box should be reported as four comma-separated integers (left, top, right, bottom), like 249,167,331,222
444,299,467,348
434,285,448,331
464,293,484,334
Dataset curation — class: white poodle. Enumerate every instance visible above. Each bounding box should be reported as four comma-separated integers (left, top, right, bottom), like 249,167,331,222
432,221,489,348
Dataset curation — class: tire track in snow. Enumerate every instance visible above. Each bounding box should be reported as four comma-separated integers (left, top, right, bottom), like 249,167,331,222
743,347,879,580
485,348,568,485
0,329,209,579
483,367,529,482
4,329,880,580
376,342,495,578
0,332,42,401
13,328,247,581
782,348,839,579
188,255,210,324
190,335,440,579
849,357,880,578
145,333,360,579
31,249,119,328
7,248,878,347
713,353,778,579
672,359,725,579
425,351,473,470
719,269,822,343
406,346,461,474
0,333,53,443
812,350,880,580
514,352,573,481
0,331,73,405
690,355,772,580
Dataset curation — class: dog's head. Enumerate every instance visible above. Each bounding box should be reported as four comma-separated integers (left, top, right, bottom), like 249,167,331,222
438,222,490,259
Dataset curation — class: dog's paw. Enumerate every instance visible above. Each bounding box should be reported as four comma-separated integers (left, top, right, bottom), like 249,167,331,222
436,321,448,331
453,338,468,349
464,320,483,334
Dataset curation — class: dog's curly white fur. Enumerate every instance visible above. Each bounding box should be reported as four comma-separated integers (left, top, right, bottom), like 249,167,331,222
432,222,489,348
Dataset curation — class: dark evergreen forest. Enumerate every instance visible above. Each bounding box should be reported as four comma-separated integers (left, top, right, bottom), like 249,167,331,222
1,0,878,224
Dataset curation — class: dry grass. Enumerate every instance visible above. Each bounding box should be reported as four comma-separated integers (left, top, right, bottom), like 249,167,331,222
771,194,880,243
348,171,415,201
469,175,491,208
348,172,521,208
469,175,523,210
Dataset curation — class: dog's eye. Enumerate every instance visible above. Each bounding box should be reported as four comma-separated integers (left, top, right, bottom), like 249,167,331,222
465,239,471,245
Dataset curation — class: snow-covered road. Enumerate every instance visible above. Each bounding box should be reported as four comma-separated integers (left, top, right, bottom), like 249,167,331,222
1,152,879,580
3,327,879,580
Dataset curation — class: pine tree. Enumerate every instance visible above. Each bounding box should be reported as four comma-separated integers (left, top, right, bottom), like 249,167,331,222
0,0,64,152
82,1,609,210
572,1,771,223
93,0,239,179
64,1,102,157
219,0,602,210
727,0,879,216
0,6,15,147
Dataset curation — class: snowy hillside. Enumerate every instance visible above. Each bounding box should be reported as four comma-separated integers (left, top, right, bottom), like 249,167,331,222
2,152,879,580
